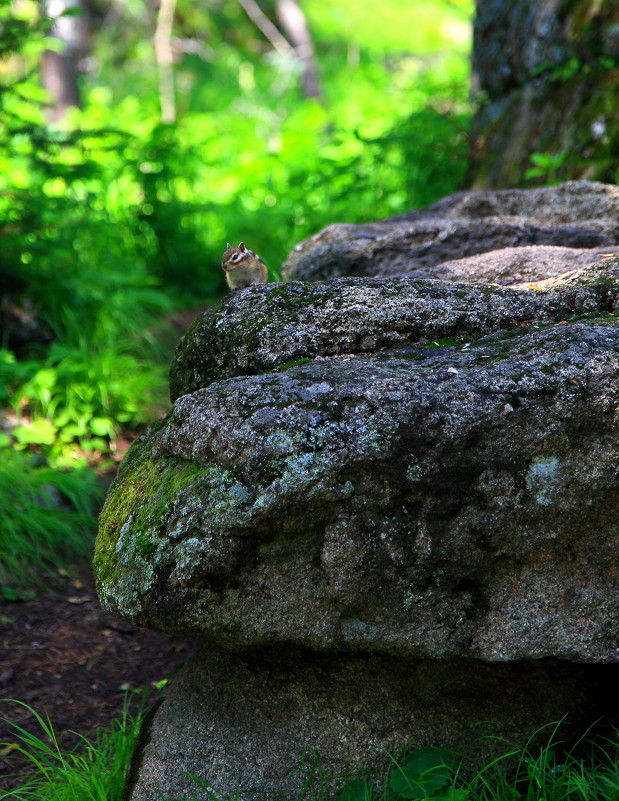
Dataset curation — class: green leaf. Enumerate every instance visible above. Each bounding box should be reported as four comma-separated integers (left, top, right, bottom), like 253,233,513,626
89,416,115,437
14,418,58,446
435,787,468,801
390,748,454,800
337,778,373,801
15,82,52,103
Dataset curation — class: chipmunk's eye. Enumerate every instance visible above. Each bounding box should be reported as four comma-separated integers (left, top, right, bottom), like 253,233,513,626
232,254,239,261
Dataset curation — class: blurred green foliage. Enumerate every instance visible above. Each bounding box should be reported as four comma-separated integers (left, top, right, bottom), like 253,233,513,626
0,448,102,589
0,0,473,471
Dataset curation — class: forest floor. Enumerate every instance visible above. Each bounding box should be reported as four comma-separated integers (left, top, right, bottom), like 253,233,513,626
0,558,195,789
0,307,203,789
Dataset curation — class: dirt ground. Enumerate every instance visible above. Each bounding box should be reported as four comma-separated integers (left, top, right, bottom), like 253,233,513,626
0,559,195,790
0,307,205,789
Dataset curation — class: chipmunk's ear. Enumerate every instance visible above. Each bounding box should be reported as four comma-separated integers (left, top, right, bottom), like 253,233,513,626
238,242,246,251
226,242,232,249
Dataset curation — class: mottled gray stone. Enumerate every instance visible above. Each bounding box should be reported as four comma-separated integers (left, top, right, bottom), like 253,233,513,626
94,181,619,801
99,315,619,662
127,647,612,801
474,0,565,99
435,245,619,287
170,258,619,398
281,182,619,282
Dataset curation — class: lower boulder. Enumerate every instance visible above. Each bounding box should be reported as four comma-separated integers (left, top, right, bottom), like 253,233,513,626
127,648,616,801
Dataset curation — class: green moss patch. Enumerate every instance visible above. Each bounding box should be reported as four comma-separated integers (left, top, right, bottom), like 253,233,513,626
94,428,217,591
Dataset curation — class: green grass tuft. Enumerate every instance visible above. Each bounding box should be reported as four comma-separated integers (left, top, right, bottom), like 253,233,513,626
0,450,103,589
0,697,144,801
3,711,619,801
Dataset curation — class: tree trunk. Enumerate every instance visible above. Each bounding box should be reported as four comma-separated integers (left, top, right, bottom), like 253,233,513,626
275,0,320,98
154,0,177,124
42,0,85,122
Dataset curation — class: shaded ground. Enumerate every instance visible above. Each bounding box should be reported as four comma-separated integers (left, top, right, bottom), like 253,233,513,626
0,306,205,789
0,557,195,790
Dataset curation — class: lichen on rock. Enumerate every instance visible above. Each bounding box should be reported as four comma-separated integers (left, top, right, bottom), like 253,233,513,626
99,313,619,659
94,180,619,801
170,257,619,399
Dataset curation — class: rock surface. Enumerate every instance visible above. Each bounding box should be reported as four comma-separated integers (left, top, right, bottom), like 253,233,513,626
100,284,619,662
170,262,619,399
127,647,616,801
94,181,619,801
281,181,619,282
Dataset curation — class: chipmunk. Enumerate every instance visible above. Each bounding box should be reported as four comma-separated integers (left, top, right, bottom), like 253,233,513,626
221,242,268,290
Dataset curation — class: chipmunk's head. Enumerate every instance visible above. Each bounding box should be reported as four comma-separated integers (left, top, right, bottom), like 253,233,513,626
221,241,250,272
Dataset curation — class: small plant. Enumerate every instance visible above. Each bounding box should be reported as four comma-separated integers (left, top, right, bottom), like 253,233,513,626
525,151,568,184
3,715,619,801
388,747,465,801
0,697,144,800
2,339,169,465
531,57,583,83
328,725,619,801
335,747,466,801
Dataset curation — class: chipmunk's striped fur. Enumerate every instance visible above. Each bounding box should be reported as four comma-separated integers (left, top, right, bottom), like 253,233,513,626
221,242,268,290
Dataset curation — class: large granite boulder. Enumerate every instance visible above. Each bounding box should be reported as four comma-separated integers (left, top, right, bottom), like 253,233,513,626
94,181,619,801
281,181,619,282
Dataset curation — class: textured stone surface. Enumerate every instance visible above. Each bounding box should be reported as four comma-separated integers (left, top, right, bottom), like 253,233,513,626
170,260,619,398
93,181,619,801
281,181,619,282
127,645,617,801
437,246,619,287
471,0,619,187
473,0,619,99
97,262,619,662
